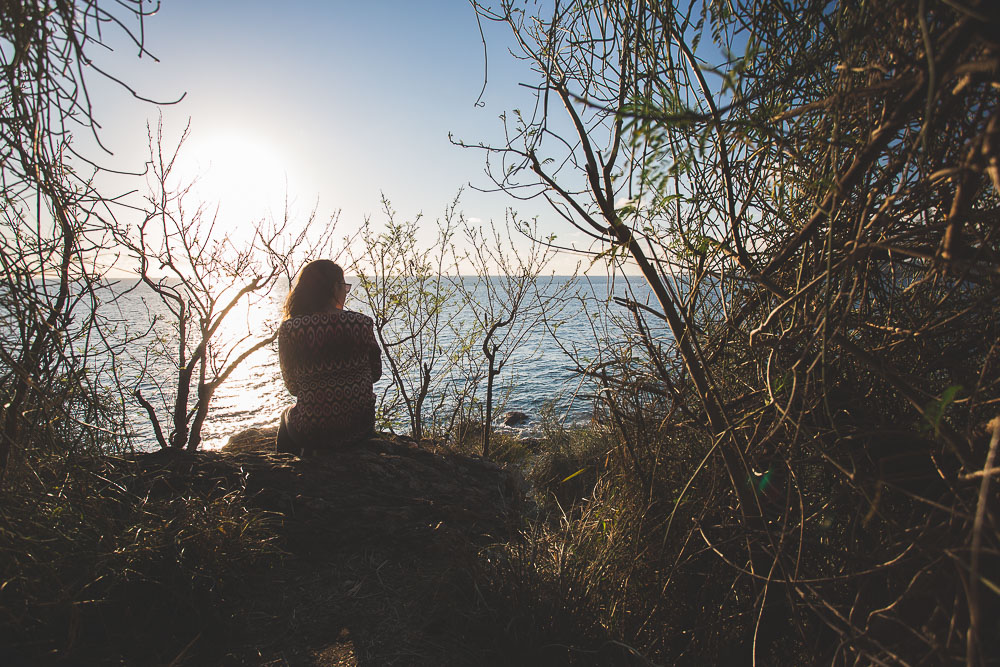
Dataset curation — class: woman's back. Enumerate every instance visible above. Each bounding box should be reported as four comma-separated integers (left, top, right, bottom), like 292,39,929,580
279,309,382,445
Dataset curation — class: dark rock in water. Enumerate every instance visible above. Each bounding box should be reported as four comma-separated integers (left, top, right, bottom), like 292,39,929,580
501,411,530,427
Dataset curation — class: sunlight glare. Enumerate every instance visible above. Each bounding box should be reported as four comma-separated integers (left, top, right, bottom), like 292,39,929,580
171,129,292,234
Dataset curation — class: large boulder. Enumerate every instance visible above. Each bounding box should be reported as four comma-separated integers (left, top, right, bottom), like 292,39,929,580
216,426,523,555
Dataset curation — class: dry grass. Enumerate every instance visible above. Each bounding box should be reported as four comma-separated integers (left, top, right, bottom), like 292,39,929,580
0,450,283,665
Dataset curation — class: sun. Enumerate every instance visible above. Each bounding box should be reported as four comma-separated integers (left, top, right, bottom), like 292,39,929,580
170,128,292,228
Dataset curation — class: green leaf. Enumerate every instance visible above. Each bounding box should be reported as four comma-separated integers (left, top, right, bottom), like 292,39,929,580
923,384,962,434
757,468,774,493
561,468,586,484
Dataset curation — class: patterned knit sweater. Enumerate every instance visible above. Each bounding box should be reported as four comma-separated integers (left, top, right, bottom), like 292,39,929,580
278,310,382,446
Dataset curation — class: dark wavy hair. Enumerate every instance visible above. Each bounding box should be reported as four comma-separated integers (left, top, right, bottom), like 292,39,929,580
283,259,344,319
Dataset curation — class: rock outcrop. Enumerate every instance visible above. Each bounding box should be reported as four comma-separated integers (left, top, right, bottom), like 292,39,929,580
128,426,525,665
218,427,523,556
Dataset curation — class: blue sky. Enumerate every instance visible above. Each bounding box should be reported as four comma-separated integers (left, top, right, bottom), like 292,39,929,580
85,1,589,273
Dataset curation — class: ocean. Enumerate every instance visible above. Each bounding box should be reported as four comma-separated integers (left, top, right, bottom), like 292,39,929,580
104,275,668,450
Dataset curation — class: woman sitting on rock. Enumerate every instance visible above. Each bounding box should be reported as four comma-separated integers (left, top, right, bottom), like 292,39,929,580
277,259,382,455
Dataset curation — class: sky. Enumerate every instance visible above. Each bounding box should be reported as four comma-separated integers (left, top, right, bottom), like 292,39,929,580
82,0,596,275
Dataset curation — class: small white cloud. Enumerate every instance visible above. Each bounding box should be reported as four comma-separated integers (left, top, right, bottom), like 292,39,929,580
467,216,482,224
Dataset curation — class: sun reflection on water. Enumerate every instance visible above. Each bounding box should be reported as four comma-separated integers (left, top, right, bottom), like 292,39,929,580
198,286,287,449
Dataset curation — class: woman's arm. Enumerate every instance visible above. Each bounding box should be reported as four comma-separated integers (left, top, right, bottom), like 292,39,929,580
278,322,300,396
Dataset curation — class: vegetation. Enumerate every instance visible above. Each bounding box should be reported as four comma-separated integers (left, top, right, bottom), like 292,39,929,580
455,215,574,456
348,195,465,440
1,0,997,664
0,0,156,472
347,195,577,447
460,0,1000,663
